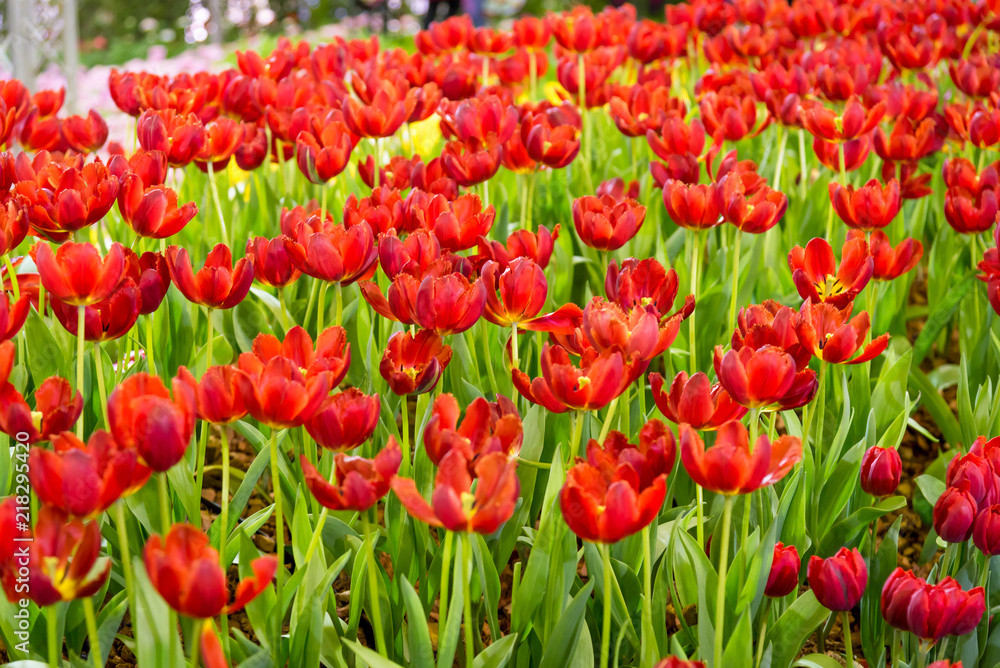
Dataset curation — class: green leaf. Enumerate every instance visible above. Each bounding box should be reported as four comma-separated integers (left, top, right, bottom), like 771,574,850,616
538,580,595,667
207,444,270,563
473,634,518,668
792,655,844,668
721,610,753,668
912,269,977,364
23,307,64,385
762,591,829,668
344,639,405,668
818,496,907,555
400,575,435,668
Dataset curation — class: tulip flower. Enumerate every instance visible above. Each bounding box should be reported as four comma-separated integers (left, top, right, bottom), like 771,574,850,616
176,365,247,425
944,185,999,235
166,244,254,310
713,345,817,410
800,97,885,143
29,430,151,518
513,343,635,413
974,504,1000,556
107,373,196,473
295,121,354,184
60,109,108,153
441,139,503,187
0,377,83,444
653,660,705,668
0,292,28,342
196,118,243,172
873,117,944,163
304,388,380,452
679,421,801,496
572,194,646,251
730,301,811,369
828,179,900,231
933,484,978,544
788,237,873,309
647,116,705,161
699,91,758,142
0,341,13,388
441,95,518,145
649,371,747,430
136,109,206,167
481,258,549,327
812,135,871,173
427,15,473,51
410,272,487,335
144,524,276,618
243,323,349,384
117,173,198,239
343,81,417,139
392,449,519,534
0,199,28,257
596,178,639,202
14,157,120,241
380,329,452,396
581,296,688,361
611,85,684,139
424,393,523,467
245,235,301,288
284,220,377,285
428,194,496,252
476,224,559,270
945,452,997,509
561,424,673,544
718,174,787,234
881,568,986,641
858,230,924,281
120,249,170,315
522,112,580,169
662,181,722,230
807,547,867,612
36,241,125,306
50,278,141,342
765,542,801,598
0,505,110,606
860,445,902,497
300,440,401,512
794,299,890,365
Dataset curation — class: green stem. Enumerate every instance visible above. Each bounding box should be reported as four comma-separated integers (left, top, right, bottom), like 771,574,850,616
482,322,500,397
600,543,613,668
373,138,381,190
82,597,101,668
569,410,586,461
597,397,619,445
205,307,214,370
207,162,230,247
891,629,901,668
842,610,854,668
772,125,787,191
145,313,157,376
158,472,171,533
317,281,329,335
714,496,735,668
462,533,476,666
509,322,519,369
729,229,743,334
439,530,454,640
798,129,808,203
363,513,388,655
754,599,771,668
219,426,231,656
696,485,705,549
688,232,702,373
48,604,59,667
335,282,343,330
400,396,411,476
303,278,319,333
76,305,85,439
270,429,285,666
740,408,760,582
641,525,654,668
93,342,108,428
3,253,20,301
114,502,137,640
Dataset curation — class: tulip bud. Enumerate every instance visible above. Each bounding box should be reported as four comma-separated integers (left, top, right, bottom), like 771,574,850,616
933,484,978,543
880,567,923,631
860,445,902,497
807,547,867,612
974,504,1000,555
765,542,801,598
653,659,706,668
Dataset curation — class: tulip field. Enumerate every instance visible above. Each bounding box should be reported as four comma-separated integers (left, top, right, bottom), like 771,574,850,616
3,1,1000,666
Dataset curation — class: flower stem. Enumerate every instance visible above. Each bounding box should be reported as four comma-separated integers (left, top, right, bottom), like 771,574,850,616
76,305,86,439
439,530,454,639
641,525,654,668
334,282,344,330
48,604,59,667
373,138,381,190
509,322,519,369
83,597,101,668
569,410,586,461
219,425,231,657
93,342,108,428
754,598,771,668
363,512,388,655
798,129,808,202
114,501,137,631
207,162,230,247
714,496,735,668
696,485,705,548
842,610,854,668
600,542,613,668
772,125,787,191
462,533,477,666
597,397,619,445
270,429,285,666
688,231,702,373
400,395,411,476
145,313,157,376
728,229,743,334
317,281,329,335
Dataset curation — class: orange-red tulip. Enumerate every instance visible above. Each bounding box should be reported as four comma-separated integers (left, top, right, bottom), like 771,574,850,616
680,420,801,495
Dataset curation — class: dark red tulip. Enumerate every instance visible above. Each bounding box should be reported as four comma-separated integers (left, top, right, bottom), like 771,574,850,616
829,179,900,231
424,392,522,467
166,244,254,310
304,388,380,452
441,138,502,187
581,296,688,361
649,371,747,430
107,373,196,472
117,173,197,239
807,547,867,612
35,241,124,307
946,451,997,509
934,484,978,544
596,178,640,202
107,148,168,187
0,292,28,342
379,329,452,396
662,180,722,230
176,365,247,425
573,194,645,251
413,273,487,335
144,524,276,618
50,278,141,342
860,445,902,497
522,112,580,169
944,185,999,235
392,449,519,533
0,505,110,606
679,421,801,496
611,84,685,139
560,422,673,543
476,224,559,270
512,343,634,413
30,430,151,518
974,504,1000,556
653,660,705,668
949,55,1000,98
300,440,402,511
234,122,268,171
882,567,986,641
245,235,300,288
788,237,873,309
0,377,83,444
605,258,682,316
765,542,801,598
122,249,171,315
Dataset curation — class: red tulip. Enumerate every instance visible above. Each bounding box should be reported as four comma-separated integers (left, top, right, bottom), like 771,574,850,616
561,422,673,543
60,109,109,153
829,179,900,232
301,439,402,512
788,237,873,309
718,173,787,234
662,180,722,230
812,135,871,173
794,299,889,365
649,371,747,430
581,296,688,361
391,449,519,533
946,451,997,509
427,193,496,252
0,292,28,341
0,377,83,444
30,430,151,518
731,301,811,369
679,421,801,495
605,257,683,316
800,96,885,142
413,272,487,335
513,343,635,414
441,138,502,187
949,55,1000,98
295,120,353,184
166,244,254,310
107,373,196,472
176,365,247,425
284,220,377,285
0,199,28,257
860,445,902,497
974,504,1000,556
881,568,986,641
144,524,276,618
481,257,553,328
855,230,924,281
304,388,380,452
35,241,124,306
0,505,110,606
807,548,867,612
343,81,417,139
196,118,242,171
522,112,580,169
108,148,168,187
244,325,350,386
50,278,141,342
121,249,171,315
765,542,801,598
245,235,300,288
137,109,207,167
933,484,978,544
424,392,522,467
441,95,518,145
944,185,999,235
713,345,817,410
117,173,198,239
653,659,705,668
699,91,758,142
596,178,640,202
476,224,559,270
513,16,552,50
551,6,602,52
428,16,473,51
572,194,646,251
873,117,944,163
379,329,452,396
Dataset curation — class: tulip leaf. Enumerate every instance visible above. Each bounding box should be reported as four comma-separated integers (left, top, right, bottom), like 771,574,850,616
814,442,864,546
791,655,843,668
818,495,906,557
761,591,828,668
912,269,977,365
207,443,270,563
473,533,503,643
871,347,911,440
908,366,963,448
473,633,518,668
436,544,466,668
400,575,435,668
861,515,901,661
721,610,752,668
344,640,405,668
538,579,594,667
23,307,64,386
